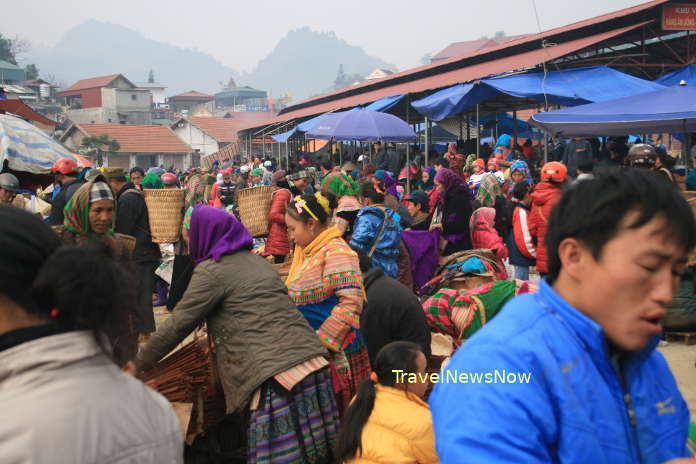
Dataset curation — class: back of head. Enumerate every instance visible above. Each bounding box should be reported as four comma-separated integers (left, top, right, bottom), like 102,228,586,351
286,191,338,225
546,168,696,283
512,181,530,201
0,206,133,363
577,158,594,174
359,180,384,205
435,157,450,169
336,341,422,462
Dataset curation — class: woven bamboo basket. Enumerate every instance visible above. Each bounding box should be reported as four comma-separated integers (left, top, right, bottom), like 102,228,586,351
684,192,696,266
143,189,185,243
236,185,273,237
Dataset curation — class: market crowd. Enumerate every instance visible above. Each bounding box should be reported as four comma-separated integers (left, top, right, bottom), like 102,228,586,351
1,134,696,464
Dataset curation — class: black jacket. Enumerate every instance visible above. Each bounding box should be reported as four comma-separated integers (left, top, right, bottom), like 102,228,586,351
386,150,404,176
115,183,160,263
47,178,84,225
375,148,389,171
360,268,431,365
440,185,473,254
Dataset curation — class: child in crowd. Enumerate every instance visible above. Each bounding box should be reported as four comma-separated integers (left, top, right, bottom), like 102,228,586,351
467,158,487,192
336,341,437,464
507,181,536,280
470,207,508,280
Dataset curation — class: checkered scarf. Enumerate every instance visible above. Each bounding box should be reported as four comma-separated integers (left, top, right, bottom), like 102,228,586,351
287,170,310,182
89,182,114,203
475,173,503,207
184,173,206,207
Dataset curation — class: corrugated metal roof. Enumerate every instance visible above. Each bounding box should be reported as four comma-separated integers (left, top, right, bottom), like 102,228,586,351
0,99,57,126
75,124,192,153
240,22,649,132
270,0,670,119
431,35,530,62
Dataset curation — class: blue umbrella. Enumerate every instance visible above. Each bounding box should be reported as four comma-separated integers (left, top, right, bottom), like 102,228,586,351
529,82,696,137
305,109,416,142
0,113,79,174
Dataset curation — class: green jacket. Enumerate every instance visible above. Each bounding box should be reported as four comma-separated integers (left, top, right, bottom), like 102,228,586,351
137,250,328,412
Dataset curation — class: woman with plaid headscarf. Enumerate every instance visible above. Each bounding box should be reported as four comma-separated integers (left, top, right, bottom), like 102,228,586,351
53,175,133,261
430,168,474,256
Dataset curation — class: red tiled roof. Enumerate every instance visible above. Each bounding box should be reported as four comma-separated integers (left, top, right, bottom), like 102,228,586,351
168,91,213,101
186,114,274,141
58,74,122,95
240,21,649,131
75,124,191,153
431,35,530,61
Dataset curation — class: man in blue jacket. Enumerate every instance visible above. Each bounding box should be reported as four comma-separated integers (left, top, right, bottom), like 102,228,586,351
430,168,696,463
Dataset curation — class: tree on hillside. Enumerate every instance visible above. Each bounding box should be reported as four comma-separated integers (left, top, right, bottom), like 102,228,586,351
80,135,120,167
25,64,39,80
333,64,346,90
0,33,30,65
148,69,155,83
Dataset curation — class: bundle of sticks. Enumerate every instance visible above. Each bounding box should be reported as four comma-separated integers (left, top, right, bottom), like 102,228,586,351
139,335,226,440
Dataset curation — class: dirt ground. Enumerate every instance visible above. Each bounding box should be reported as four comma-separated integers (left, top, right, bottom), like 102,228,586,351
660,341,696,419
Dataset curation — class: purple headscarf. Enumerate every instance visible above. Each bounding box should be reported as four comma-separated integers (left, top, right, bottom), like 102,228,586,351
434,168,463,193
374,169,398,198
189,205,253,265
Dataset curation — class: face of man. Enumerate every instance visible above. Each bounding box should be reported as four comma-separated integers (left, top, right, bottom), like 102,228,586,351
511,171,525,183
406,201,420,217
251,175,262,184
0,188,14,204
130,171,143,185
223,175,232,184
565,213,687,352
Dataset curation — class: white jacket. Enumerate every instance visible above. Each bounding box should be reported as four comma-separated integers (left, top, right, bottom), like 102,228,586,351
0,331,183,463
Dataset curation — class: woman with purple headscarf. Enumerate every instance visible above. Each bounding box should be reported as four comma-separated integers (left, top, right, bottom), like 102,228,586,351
136,206,339,463
430,168,474,255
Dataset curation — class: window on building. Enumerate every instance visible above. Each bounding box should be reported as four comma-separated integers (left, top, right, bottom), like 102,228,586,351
131,94,137,101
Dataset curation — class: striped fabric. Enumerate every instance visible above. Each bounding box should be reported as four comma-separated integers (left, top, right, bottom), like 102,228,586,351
287,237,364,351
247,368,339,464
274,357,329,391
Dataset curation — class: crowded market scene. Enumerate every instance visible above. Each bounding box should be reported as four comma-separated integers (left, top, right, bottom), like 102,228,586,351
3,0,696,462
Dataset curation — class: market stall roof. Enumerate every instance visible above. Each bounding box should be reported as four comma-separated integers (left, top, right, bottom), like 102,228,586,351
529,82,696,136
239,21,650,133
655,64,696,86
411,65,664,121
0,99,57,127
0,113,77,174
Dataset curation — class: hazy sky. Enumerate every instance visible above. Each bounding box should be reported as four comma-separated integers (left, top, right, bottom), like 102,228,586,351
2,0,646,72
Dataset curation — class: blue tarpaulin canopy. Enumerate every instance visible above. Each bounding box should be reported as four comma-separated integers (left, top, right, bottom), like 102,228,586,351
411,84,499,122
529,83,696,137
411,66,664,121
363,94,406,112
655,65,696,86
271,127,297,142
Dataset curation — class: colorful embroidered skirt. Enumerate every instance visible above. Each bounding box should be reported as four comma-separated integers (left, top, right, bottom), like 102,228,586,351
247,367,339,464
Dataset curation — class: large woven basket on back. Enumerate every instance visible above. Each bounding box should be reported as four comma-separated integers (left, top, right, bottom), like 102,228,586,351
237,185,273,237
684,191,696,266
143,189,185,243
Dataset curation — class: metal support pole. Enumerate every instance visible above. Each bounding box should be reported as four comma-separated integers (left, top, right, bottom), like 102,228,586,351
459,115,463,140
466,113,470,141
512,109,518,149
476,105,480,157
424,116,430,167
682,119,689,168
406,96,411,194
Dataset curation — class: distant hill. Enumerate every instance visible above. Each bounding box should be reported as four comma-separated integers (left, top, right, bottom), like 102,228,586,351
25,22,396,101
242,27,396,100
25,20,240,95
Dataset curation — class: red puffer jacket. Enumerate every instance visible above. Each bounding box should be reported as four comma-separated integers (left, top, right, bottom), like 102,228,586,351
528,182,563,274
265,188,291,257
